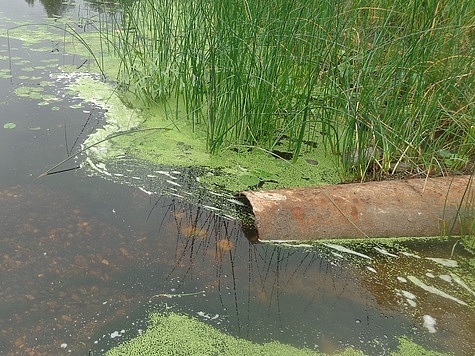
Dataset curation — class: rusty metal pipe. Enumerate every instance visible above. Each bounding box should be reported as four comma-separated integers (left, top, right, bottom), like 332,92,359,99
239,175,474,240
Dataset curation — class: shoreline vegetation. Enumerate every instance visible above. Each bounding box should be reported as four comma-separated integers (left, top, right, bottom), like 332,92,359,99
104,0,474,182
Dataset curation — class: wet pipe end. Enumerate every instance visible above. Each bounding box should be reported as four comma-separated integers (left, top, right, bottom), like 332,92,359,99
235,193,260,243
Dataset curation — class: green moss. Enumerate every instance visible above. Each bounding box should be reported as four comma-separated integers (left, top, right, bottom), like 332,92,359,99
106,312,361,356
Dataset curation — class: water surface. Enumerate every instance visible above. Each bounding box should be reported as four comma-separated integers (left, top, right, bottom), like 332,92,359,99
0,1,474,355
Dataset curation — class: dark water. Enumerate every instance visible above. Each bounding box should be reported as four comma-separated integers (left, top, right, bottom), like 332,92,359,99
1,1,474,355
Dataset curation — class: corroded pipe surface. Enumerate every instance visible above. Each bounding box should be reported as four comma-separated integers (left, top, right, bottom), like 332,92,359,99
240,176,474,240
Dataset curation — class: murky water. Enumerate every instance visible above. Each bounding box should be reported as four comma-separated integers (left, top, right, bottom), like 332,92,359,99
1,1,474,355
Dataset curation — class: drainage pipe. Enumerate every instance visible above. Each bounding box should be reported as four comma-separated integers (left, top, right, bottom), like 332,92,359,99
239,175,474,240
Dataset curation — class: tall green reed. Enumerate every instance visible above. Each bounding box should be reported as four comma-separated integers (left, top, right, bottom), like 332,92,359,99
110,0,475,181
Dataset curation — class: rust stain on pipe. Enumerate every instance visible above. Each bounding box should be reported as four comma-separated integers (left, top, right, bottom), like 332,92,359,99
239,175,474,240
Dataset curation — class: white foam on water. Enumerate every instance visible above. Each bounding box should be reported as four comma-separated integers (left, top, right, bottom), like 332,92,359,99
374,247,398,258
400,290,416,300
322,243,372,260
450,273,475,297
169,193,184,199
366,266,377,273
110,330,126,339
226,198,247,206
85,157,112,176
426,257,458,267
330,252,344,258
400,251,421,258
439,274,453,283
110,331,121,338
396,289,417,307
138,187,153,195
422,315,437,333
407,299,417,307
166,179,182,187
197,311,220,320
407,275,467,306
156,170,177,179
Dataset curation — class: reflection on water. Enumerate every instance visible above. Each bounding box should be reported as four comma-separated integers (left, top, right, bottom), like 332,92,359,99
23,0,122,18
24,0,74,17
2,181,474,355
0,183,404,355
1,1,474,355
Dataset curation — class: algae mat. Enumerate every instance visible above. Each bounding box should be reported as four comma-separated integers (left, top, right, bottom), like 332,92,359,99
105,311,445,356
58,76,341,218
106,312,323,356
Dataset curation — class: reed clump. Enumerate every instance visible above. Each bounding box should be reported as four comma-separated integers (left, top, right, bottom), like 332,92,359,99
109,0,475,180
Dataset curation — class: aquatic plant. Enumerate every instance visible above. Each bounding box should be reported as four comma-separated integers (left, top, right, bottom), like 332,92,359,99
107,0,475,181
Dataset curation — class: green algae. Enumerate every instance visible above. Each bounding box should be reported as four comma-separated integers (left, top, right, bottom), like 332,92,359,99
391,337,448,356
0,68,11,79
40,58,59,64
4,25,57,46
106,311,362,356
55,64,340,193
105,311,448,356
65,76,148,168
74,76,341,192
14,85,44,99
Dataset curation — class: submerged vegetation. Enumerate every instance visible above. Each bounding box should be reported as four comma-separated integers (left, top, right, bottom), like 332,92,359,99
106,0,475,181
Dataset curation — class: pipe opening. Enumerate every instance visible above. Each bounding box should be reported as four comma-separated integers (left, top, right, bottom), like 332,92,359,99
234,192,259,243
